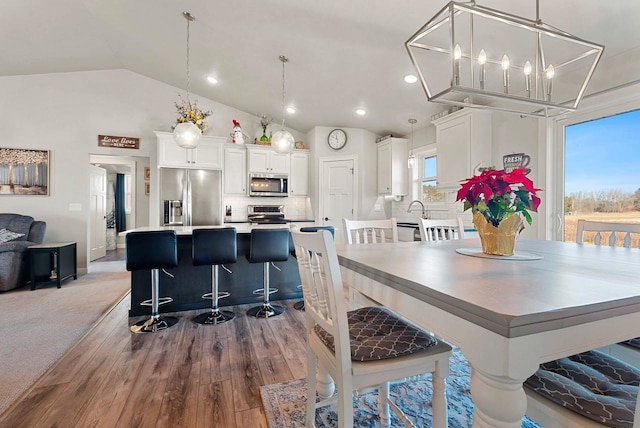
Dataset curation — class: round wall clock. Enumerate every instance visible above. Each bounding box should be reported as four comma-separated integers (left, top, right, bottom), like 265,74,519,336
327,129,347,150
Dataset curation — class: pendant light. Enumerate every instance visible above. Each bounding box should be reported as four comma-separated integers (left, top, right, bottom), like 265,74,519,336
407,119,417,169
271,55,295,154
173,12,201,149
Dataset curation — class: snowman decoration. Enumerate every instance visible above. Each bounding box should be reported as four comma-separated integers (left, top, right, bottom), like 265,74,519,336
231,119,246,145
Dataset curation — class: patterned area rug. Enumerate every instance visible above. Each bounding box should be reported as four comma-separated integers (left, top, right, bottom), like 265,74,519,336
260,347,542,427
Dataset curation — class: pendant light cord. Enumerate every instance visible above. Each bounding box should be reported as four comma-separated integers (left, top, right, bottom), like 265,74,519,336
279,55,288,130
183,12,196,107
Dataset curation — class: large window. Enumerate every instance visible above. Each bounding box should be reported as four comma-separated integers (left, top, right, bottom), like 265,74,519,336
564,108,640,243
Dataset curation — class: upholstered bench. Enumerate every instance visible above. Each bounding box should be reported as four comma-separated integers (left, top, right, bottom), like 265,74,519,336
525,350,640,427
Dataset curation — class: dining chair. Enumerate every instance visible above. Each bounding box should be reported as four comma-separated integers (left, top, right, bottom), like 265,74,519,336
418,217,465,242
292,229,451,428
523,220,640,427
576,219,640,248
342,218,399,244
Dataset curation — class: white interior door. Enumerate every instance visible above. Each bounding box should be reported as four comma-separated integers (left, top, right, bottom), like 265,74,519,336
89,164,107,261
319,158,356,246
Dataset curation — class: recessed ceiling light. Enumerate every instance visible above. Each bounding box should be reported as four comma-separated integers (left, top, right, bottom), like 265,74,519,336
403,74,418,84
286,106,296,114
355,108,367,116
206,75,218,84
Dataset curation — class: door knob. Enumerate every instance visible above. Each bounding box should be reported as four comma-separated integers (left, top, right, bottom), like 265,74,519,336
324,217,330,221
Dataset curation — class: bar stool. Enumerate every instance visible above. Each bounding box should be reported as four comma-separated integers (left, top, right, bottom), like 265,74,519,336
293,226,335,311
192,227,237,325
126,230,178,333
246,228,290,318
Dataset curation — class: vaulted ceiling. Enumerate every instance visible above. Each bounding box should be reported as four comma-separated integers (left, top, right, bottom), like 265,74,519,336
3,0,640,136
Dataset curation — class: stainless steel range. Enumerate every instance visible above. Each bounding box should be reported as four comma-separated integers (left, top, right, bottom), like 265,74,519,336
247,205,288,224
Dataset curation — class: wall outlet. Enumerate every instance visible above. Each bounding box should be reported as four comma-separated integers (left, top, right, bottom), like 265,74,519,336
373,204,381,211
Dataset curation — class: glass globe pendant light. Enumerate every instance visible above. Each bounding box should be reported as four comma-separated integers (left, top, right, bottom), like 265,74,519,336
407,119,417,169
271,56,295,154
174,12,201,149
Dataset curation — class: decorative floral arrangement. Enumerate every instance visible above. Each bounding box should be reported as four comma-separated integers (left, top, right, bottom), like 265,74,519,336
172,95,212,132
456,168,541,227
257,114,272,141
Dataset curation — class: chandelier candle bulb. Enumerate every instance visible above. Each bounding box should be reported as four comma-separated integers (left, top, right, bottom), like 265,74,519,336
478,49,486,89
524,60,532,98
545,64,555,101
454,44,462,85
501,54,510,94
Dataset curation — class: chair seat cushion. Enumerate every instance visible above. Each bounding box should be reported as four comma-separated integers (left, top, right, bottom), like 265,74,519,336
314,306,437,362
620,337,640,349
525,350,640,427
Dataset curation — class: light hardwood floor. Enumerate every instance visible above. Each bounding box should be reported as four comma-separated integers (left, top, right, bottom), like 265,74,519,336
0,296,308,427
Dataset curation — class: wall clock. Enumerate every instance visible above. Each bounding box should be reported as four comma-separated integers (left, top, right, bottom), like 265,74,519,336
327,129,347,150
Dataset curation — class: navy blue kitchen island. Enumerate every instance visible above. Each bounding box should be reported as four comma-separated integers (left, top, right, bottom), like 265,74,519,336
126,225,303,317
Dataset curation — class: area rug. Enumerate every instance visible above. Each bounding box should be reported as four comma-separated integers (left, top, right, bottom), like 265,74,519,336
0,261,130,415
261,347,542,427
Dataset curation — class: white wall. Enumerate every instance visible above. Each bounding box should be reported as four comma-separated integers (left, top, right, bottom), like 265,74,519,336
307,126,379,222
0,69,304,273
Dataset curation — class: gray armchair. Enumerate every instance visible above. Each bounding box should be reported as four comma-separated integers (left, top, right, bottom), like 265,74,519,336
0,214,46,291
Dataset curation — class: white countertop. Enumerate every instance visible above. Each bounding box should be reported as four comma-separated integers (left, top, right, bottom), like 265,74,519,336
119,223,311,236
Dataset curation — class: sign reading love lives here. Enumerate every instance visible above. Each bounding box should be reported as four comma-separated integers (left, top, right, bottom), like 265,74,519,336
98,135,139,149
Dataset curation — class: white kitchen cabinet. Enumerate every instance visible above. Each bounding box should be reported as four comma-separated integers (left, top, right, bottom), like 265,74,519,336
432,109,492,190
223,145,247,195
155,131,225,169
290,150,310,195
247,145,290,174
377,137,408,196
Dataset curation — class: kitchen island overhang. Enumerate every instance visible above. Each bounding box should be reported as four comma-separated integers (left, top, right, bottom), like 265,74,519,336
123,225,303,317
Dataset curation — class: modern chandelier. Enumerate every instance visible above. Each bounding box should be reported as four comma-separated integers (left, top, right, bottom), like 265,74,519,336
271,55,295,154
405,0,604,117
173,11,202,149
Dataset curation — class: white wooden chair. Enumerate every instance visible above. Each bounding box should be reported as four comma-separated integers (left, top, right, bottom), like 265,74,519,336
292,229,451,428
418,217,465,242
576,219,640,248
523,220,640,427
342,218,399,244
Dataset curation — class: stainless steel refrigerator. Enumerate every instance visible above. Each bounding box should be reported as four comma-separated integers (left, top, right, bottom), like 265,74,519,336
160,168,222,226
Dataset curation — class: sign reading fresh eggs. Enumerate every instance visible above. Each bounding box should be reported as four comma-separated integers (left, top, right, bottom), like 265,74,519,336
98,135,139,149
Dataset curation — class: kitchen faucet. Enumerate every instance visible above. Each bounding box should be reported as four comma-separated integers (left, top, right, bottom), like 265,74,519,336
407,200,427,218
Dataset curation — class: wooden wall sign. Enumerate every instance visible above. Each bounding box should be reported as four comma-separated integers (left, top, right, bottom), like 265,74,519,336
98,135,139,149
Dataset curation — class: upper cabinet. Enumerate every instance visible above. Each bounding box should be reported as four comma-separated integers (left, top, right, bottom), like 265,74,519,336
290,150,310,196
247,145,290,174
224,145,247,195
156,131,225,169
432,109,492,190
377,137,408,196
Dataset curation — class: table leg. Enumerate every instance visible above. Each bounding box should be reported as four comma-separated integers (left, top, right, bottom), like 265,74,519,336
30,252,36,290
470,365,529,428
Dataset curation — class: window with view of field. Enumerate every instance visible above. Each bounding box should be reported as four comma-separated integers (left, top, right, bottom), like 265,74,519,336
421,155,444,204
564,108,640,246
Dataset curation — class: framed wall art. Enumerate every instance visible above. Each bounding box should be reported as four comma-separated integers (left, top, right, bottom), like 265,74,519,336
0,148,50,195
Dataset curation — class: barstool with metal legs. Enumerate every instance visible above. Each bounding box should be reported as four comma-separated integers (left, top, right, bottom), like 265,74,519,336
246,228,290,318
293,226,335,310
192,227,237,324
126,230,178,333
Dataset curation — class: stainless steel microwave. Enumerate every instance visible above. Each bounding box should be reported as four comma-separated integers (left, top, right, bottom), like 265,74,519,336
249,173,289,197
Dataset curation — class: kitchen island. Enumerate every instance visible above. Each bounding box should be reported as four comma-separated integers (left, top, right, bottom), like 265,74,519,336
124,224,304,317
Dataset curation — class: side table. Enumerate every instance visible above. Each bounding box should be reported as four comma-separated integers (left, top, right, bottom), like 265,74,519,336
29,242,77,290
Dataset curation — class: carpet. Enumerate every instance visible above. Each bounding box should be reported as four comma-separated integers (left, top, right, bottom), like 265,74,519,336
261,347,542,427
0,261,130,415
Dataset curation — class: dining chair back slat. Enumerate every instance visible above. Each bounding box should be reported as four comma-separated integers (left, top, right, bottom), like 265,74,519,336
576,219,640,248
343,218,398,244
418,218,465,242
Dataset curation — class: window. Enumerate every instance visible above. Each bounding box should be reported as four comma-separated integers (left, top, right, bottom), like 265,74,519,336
421,155,445,203
124,174,132,214
410,146,445,207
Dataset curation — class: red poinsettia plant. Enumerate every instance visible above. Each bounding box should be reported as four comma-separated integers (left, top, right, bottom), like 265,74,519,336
456,168,541,227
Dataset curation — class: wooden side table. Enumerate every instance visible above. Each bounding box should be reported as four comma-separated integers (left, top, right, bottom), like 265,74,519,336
29,242,77,290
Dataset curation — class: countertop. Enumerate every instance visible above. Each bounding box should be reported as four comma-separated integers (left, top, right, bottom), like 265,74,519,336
121,223,319,236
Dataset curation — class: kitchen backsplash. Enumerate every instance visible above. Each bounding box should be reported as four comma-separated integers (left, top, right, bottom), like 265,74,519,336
223,196,313,221
391,191,473,228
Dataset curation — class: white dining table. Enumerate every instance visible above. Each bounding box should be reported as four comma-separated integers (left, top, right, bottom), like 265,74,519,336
337,238,640,427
